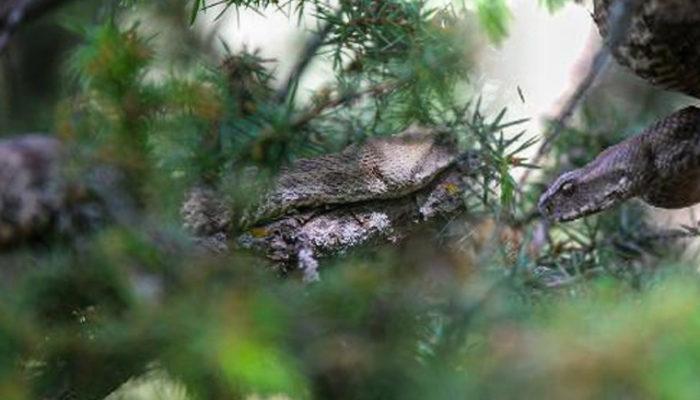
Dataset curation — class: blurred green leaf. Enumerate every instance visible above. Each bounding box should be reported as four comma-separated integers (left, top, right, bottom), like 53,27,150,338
189,0,202,24
475,0,511,44
539,0,571,13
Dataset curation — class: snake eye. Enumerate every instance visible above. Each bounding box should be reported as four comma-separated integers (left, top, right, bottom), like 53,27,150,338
561,182,575,197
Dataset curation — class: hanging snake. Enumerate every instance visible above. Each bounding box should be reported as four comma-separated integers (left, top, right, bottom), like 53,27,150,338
539,0,700,222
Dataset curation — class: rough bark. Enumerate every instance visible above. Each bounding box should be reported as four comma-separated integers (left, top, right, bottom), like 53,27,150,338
0,134,65,246
234,152,483,278
1,133,485,282
0,134,116,249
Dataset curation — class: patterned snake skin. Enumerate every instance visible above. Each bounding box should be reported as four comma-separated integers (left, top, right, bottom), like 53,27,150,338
594,0,700,98
539,0,700,222
248,126,458,225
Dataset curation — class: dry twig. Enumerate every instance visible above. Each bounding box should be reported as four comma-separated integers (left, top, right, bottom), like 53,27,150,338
520,0,638,184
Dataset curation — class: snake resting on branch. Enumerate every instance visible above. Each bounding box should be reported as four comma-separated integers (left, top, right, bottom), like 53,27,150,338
2,0,699,273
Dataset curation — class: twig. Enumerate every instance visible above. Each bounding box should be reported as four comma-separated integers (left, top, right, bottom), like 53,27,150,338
609,225,700,245
541,267,605,289
274,10,338,104
529,48,611,171
520,0,638,185
289,80,401,129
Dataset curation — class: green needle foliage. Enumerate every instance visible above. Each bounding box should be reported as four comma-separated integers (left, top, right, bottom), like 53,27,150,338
1,1,700,399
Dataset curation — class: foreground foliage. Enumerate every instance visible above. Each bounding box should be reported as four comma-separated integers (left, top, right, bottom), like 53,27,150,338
1,0,700,399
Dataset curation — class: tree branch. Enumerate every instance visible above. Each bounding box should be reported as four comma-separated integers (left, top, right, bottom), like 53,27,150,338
274,11,337,104
520,0,638,185
0,0,74,55
290,79,401,129
237,152,483,274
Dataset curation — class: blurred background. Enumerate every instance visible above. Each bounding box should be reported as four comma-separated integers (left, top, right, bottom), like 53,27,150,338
2,1,700,399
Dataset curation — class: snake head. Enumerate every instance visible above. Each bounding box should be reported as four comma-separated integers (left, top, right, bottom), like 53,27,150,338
538,143,649,222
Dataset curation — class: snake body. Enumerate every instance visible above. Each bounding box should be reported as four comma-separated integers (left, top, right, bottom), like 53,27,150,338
539,1,700,221
594,0,700,98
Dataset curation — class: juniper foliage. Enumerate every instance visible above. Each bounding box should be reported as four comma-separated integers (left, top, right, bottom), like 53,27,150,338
2,1,700,400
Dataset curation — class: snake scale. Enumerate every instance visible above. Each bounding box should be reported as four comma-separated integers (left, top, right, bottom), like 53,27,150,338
539,0,700,222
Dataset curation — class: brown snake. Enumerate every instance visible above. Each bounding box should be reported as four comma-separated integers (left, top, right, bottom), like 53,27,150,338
539,0,700,222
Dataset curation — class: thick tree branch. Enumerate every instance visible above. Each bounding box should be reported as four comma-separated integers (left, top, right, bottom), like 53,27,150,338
237,153,483,276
